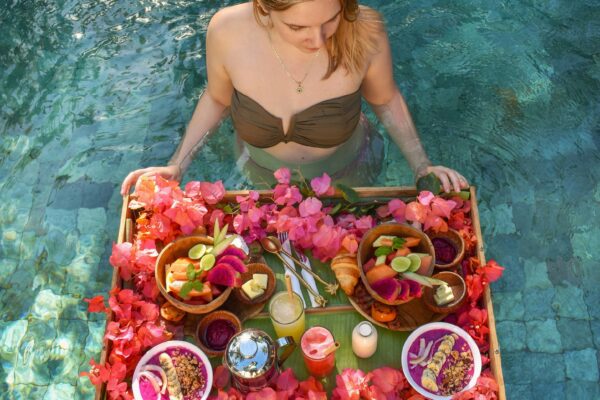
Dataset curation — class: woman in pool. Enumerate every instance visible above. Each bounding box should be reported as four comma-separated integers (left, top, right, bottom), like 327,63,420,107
121,0,468,194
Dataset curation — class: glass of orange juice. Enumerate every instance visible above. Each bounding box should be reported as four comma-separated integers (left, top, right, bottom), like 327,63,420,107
268,291,305,344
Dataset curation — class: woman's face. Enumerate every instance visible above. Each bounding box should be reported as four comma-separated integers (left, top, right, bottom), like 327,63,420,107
268,0,342,53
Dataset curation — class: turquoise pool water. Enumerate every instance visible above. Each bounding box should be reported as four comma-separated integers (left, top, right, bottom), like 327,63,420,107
1,0,599,398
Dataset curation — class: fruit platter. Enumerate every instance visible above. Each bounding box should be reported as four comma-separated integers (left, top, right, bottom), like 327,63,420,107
86,172,505,400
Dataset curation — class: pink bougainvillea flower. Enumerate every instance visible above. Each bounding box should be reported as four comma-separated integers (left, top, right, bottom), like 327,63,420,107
423,214,448,233
297,376,325,396
84,295,108,314
466,274,484,305
213,365,231,389
452,373,499,400
417,191,435,206
246,387,277,400
341,234,359,255
354,215,375,233
299,197,323,217
274,184,303,206
481,260,504,283
370,366,407,394
276,368,299,395
405,202,428,223
310,173,335,196
388,199,407,223
430,197,457,219
80,358,111,385
200,181,226,205
109,242,135,280
274,167,291,184
331,368,370,400
458,307,490,347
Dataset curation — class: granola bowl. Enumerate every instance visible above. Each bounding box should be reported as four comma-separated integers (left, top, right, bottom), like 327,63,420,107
401,322,481,400
132,340,213,400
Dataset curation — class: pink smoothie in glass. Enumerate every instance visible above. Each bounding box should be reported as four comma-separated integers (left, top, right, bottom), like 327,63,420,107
300,326,336,378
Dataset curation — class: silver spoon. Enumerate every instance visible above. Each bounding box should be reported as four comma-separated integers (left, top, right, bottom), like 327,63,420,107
260,237,328,307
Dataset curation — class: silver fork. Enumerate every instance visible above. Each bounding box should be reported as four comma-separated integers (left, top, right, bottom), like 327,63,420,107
280,232,339,296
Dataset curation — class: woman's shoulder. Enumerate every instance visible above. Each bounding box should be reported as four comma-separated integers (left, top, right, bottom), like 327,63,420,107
208,3,255,37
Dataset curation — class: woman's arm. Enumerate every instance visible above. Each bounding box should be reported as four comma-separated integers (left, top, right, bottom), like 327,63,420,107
361,29,467,193
120,9,234,195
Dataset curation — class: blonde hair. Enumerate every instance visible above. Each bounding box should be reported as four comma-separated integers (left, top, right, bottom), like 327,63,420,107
254,0,383,78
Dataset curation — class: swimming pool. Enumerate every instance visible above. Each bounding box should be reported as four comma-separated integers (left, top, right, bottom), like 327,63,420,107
1,0,599,398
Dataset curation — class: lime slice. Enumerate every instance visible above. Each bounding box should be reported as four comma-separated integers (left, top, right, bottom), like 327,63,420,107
205,245,213,254
407,253,422,272
200,253,216,271
188,243,207,260
390,256,411,273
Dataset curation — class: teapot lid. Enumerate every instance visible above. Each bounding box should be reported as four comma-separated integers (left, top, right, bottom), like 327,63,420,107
224,329,276,379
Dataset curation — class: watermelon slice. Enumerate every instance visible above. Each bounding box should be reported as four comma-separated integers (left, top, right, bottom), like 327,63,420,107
371,278,400,302
207,264,241,288
216,255,248,273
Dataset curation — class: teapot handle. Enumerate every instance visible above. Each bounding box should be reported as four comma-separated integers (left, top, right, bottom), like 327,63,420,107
275,336,296,367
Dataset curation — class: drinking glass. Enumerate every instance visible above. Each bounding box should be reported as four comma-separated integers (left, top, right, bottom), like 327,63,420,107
301,326,336,378
268,291,305,344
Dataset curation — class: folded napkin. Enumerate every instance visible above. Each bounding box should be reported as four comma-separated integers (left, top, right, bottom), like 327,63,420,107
291,243,320,308
280,238,306,308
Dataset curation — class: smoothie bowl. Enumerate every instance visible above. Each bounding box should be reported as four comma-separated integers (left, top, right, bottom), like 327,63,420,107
133,340,213,400
401,322,481,399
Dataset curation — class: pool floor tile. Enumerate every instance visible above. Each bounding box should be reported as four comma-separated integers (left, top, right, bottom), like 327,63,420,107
526,319,563,353
497,321,527,352
565,380,600,400
553,283,591,320
524,288,557,319
564,349,599,381
492,291,525,320
557,318,594,350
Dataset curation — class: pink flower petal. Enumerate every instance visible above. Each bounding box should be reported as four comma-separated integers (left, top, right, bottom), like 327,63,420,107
274,168,291,184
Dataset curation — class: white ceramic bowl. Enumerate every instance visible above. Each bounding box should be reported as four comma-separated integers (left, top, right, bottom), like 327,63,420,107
401,322,481,400
132,340,213,400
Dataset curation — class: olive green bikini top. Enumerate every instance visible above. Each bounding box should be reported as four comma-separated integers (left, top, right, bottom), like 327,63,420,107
230,89,361,149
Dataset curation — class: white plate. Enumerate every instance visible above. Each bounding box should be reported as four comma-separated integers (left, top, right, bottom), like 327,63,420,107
401,322,481,400
132,340,213,400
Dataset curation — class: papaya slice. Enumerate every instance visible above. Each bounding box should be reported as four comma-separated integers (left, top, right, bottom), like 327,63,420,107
366,264,398,285
404,237,422,248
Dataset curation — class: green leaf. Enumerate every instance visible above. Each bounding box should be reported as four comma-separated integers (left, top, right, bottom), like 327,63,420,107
416,172,442,195
223,204,234,214
191,280,204,291
392,237,406,250
328,202,343,216
186,263,196,281
179,281,194,299
336,183,359,204
374,246,393,257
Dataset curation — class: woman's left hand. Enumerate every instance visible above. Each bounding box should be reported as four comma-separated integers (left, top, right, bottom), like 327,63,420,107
418,166,469,193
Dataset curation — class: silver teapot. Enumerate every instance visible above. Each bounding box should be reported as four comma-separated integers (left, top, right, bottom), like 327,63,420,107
223,328,295,393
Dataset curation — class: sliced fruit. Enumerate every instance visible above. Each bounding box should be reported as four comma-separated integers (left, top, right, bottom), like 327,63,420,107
371,302,397,322
216,254,248,274
362,258,376,273
404,237,422,248
406,279,422,298
220,246,248,261
407,253,422,272
390,256,411,273
242,280,264,300
188,243,207,260
401,272,446,288
366,264,398,285
207,263,241,287
211,235,238,257
215,223,229,246
252,273,268,289
372,235,396,247
395,247,410,257
397,279,411,301
200,254,216,271
169,257,200,273
412,253,433,274
371,278,401,302
375,255,387,266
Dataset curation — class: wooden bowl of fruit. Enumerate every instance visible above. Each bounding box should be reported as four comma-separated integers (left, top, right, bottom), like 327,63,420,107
155,229,248,314
357,223,437,306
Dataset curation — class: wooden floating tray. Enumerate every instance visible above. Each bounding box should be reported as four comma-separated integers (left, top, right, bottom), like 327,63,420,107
95,186,505,400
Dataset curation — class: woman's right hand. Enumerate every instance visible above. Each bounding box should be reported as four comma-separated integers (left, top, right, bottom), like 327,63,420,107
120,165,182,196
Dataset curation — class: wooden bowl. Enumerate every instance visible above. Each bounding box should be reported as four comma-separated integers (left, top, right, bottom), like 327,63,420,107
155,235,232,314
422,271,467,314
426,228,465,270
195,310,241,358
358,223,435,305
233,262,276,305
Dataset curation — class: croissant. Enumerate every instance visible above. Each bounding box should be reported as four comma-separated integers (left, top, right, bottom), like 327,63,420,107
331,253,360,296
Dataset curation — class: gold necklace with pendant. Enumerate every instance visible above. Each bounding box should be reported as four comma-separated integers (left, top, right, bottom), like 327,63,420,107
268,31,321,94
